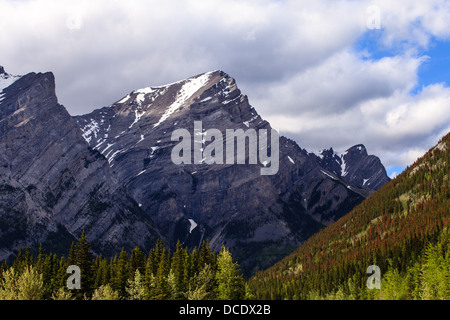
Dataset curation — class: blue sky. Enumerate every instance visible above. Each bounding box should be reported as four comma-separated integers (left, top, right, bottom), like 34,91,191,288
1,0,449,178
353,31,450,177
417,39,450,88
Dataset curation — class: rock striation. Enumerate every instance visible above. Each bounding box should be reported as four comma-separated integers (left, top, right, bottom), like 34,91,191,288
0,67,160,260
75,70,390,274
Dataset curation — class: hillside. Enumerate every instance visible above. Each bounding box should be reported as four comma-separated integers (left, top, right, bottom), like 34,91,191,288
248,132,449,299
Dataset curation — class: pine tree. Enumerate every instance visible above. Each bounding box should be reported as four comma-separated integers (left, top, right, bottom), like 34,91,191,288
114,247,130,298
215,246,245,300
91,284,120,300
171,240,186,299
187,263,217,300
67,242,76,266
0,266,44,300
126,269,146,300
130,247,146,277
153,256,170,300
74,230,94,298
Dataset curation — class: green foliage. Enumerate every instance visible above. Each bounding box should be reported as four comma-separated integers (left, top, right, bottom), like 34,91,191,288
126,269,146,300
0,266,44,300
216,246,245,300
91,284,120,300
0,232,244,300
248,132,450,300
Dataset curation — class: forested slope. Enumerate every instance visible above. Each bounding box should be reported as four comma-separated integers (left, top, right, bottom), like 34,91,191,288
248,132,449,300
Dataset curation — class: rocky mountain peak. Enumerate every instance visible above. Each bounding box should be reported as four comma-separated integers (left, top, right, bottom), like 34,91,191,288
0,66,391,275
345,144,368,157
0,69,160,260
315,144,390,192
74,70,391,274
0,66,22,94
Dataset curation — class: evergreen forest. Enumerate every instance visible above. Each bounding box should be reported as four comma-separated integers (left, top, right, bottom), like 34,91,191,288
248,133,450,300
0,234,248,300
1,133,449,300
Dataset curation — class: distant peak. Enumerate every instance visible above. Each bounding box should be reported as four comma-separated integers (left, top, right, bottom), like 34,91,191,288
348,144,366,152
345,144,368,158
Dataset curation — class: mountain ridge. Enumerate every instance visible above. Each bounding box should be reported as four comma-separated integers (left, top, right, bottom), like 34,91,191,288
74,69,390,275
0,65,391,275
248,131,449,298
0,68,160,260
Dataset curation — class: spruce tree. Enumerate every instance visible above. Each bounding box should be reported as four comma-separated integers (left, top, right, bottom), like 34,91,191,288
215,246,245,300
114,248,130,298
74,230,94,299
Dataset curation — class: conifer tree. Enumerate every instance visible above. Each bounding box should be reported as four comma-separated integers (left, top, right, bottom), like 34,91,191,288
74,230,94,298
153,256,170,300
130,247,145,277
171,240,186,298
91,284,120,300
114,248,130,298
216,246,245,300
126,269,146,300
0,266,44,300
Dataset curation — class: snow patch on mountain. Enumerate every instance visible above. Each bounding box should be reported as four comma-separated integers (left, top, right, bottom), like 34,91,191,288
0,72,21,93
129,109,146,128
153,72,213,128
188,219,198,233
0,68,22,103
80,119,100,143
340,155,348,177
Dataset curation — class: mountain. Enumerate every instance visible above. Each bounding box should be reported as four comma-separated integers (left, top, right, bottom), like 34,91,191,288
0,67,160,260
74,69,390,275
248,132,449,298
315,145,390,191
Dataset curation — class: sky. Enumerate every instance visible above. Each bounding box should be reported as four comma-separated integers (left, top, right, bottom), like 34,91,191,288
1,0,449,178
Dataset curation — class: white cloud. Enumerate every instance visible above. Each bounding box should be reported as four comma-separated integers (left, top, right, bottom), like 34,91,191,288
0,0,449,172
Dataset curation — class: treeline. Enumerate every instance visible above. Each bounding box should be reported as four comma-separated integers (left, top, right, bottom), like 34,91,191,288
0,233,248,300
248,133,450,300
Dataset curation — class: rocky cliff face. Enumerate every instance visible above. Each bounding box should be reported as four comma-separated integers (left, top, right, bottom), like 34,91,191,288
316,145,390,191
75,70,390,274
0,67,160,260
0,65,390,274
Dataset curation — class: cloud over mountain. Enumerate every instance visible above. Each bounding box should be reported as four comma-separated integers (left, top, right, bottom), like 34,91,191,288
1,0,449,173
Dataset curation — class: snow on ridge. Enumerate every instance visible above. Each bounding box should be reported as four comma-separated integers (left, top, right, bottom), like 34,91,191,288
117,94,130,104
243,114,259,127
320,170,336,180
135,87,156,95
129,109,146,128
0,73,21,93
340,155,348,177
107,149,124,164
0,72,21,105
153,72,213,128
81,119,100,144
136,93,146,105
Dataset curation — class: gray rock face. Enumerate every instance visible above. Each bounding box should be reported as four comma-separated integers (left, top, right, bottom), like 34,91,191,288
0,68,160,260
316,145,390,191
75,70,390,275
0,65,390,274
